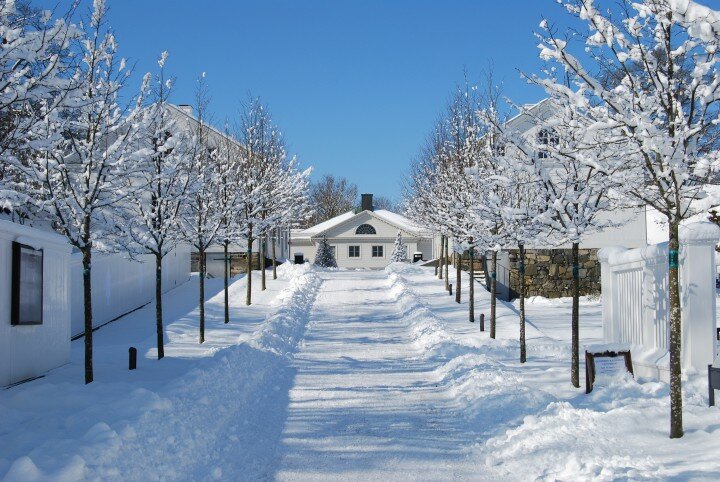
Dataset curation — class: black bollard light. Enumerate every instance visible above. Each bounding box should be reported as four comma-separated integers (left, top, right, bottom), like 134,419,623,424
129,347,137,370
449,284,453,296
480,313,485,332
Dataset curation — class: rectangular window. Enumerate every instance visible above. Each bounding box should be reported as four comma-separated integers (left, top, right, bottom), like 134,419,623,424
11,242,44,325
330,246,336,257
372,245,384,258
349,245,360,258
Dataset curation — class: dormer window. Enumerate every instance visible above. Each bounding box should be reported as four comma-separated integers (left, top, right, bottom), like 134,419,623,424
537,128,559,159
355,224,376,235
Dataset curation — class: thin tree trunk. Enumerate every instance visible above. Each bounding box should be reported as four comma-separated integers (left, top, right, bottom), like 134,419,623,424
444,237,450,291
519,243,526,363
82,245,93,384
490,250,497,339
571,241,580,388
199,247,205,344
155,252,164,359
668,221,683,438
246,229,253,306
455,251,461,303
261,236,266,291
469,247,474,323
272,228,277,280
438,235,444,279
224,240,230,324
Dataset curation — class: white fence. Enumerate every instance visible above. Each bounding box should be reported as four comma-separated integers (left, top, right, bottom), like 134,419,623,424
0,220,73,386
70,246,191,337
598,222,720,380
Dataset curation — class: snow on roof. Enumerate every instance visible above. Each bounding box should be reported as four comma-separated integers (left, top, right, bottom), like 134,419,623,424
372,209,430,235
296,211,356,238
295,209,432,239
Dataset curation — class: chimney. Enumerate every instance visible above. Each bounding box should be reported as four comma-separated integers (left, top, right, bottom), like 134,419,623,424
361,193,373,212
178,104,193,116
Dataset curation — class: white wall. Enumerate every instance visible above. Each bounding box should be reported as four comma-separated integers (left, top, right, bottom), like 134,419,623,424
70,245,190,337
0,221,73,386
598,222,720,381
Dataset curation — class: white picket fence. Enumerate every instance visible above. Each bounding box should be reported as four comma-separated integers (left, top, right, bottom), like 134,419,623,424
598,222,720,380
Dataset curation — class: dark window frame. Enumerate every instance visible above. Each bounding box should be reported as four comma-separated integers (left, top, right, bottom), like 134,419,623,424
11,241,44,326
349,245,360,258
372,245,384,258
355,224,377,235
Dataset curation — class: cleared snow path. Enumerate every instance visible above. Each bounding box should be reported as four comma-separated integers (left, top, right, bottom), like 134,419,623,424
276,270,488,480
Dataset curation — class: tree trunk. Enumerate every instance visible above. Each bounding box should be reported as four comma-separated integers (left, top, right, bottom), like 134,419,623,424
438,235,444,279
272,228,277,280
246,229,253,306
82,246,93,384
469,248,475,323
199,247,205,344
155,252,164,359
260,236,266,291
668,221,684,438
224,240,230,324
519,243,526,364
490,250,497,339
455,251,461,303
571,241,580,388
444,237,450,291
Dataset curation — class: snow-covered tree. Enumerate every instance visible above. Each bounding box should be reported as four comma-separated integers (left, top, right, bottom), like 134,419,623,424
0,1,78,218
390,231,407,262
118,52,191,358
313,235,337,268
234,96,282,305
180,74,227,343
537,0,720,437
20,1,144,383
489,95,626,382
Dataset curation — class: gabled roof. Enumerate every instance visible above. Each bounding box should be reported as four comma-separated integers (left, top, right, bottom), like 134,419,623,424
294,209,432,240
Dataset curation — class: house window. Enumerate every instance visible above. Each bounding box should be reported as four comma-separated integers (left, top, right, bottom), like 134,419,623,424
330,246,336,258
372,245,384,258
355,224,376,235
11,242,43,325
537,128,559,159
349,245,360,258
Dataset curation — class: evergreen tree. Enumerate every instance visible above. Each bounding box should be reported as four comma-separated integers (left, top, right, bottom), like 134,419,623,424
390,231,407,262
313,235,337,267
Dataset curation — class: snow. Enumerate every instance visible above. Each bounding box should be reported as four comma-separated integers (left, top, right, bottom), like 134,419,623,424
295,210,356,238
373,209,431,235
3,264,720,480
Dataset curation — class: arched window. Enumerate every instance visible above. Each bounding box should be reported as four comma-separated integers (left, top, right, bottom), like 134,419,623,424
537,128,559,159
355,224,376,235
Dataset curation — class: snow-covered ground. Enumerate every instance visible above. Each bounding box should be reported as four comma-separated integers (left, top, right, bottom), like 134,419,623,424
1,264,719,480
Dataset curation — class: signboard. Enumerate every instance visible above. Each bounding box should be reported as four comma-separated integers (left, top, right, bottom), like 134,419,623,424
709,365,720,406
585,349,633,393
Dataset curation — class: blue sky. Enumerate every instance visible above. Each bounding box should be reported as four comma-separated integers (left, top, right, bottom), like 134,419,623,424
38,0,720,202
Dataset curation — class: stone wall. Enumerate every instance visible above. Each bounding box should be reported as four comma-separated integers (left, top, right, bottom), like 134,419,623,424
505,248,601,299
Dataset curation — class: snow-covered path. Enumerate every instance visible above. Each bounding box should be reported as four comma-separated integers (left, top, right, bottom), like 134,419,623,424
276,271,476,480
4,264,720,481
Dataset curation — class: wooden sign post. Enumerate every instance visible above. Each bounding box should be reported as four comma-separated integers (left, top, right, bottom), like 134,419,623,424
585,349,633,394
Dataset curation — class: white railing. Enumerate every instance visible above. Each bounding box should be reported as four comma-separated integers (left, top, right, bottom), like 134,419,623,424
598,222,719,380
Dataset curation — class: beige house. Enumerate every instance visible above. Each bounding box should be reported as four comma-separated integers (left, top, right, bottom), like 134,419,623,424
292,194,436,269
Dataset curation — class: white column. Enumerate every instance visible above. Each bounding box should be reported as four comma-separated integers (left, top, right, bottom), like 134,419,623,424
680,222,720,372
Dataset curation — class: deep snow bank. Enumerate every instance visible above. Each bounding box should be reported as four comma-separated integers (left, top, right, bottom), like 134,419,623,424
1,263,322,481
385,263,556,433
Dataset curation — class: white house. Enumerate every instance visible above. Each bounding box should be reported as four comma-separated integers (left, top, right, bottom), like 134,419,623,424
291,194,436,269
